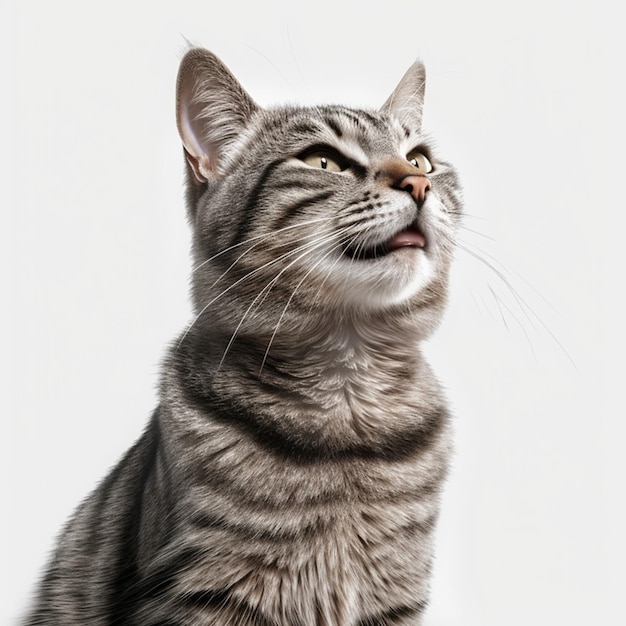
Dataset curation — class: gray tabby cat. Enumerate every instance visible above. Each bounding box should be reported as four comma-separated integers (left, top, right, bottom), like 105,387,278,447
25,48,462,625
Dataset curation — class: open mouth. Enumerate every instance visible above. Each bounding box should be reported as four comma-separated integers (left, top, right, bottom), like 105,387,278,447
343,225,427,261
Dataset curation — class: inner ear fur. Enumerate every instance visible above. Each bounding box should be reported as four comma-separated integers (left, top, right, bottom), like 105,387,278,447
176,48,259,183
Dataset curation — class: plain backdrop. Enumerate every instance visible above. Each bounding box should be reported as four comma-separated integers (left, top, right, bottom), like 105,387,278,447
2,1,623,624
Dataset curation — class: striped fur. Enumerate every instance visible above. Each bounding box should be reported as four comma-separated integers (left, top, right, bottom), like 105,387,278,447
25,49,462,625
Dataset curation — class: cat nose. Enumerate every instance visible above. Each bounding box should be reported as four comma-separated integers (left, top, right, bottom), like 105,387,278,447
398,175,431,204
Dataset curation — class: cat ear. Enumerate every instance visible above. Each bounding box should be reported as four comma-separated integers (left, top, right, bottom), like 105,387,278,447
380,61,426,132
176,48,259,183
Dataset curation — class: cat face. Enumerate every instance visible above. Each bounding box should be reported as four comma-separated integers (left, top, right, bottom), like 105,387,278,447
176,49,461,342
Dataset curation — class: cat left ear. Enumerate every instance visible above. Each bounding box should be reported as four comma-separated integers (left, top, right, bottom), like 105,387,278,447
380,60,426,132
176,48,259,183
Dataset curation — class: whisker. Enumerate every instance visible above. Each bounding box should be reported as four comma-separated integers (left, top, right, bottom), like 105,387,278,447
462,237,562,316
470,290,493,321
338,227,375,296
488,283,538,360
259,241,347,376
458,224,496,242
246,44,298,97
460,212,489,222
454,237,576,367
487,282,509,330
178,226,347,349
191,216,332,274
307,232,359,312
286,26,308,97
247,231,352,370
457,239,541,330
215,227,353,366
202,220,334,299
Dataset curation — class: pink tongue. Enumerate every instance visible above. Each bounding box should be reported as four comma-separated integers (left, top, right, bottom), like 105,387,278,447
387,228,426,251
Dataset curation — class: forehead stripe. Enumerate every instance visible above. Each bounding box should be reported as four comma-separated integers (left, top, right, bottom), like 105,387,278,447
324,117,343,138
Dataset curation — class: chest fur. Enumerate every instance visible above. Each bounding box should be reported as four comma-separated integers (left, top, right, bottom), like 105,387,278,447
167,497,437,626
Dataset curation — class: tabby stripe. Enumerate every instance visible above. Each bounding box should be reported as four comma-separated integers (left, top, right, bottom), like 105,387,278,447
337,214,376,230
358,109,385,125
180,374,448,463
271,190,334,232
335,110,364,128
138,547,206,599
288,121,326,136
184,588,230,608
235,158,286,243
268,178,313,191
346,202,375,217
182,588,272,625
403,510,439,536
339,109,384,131
350,161,369,179
191,511,329,542
109,413,162,620
358,600,427,625
85,451,127,553
85,411,159,553
324,116,344,137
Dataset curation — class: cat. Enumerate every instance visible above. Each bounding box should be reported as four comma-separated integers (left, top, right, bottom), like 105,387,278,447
24,47,462,625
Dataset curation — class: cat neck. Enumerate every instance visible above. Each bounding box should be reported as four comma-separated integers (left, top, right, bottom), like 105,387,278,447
164,311,445,463
179,304,430,376
170,307,439,415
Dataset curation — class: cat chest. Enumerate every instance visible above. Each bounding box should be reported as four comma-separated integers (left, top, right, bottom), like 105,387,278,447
168,498,436,626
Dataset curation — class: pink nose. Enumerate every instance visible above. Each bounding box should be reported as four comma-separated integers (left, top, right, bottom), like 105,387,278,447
399,175,431,203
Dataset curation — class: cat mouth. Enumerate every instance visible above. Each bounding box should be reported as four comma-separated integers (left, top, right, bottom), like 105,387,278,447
343,225,427,261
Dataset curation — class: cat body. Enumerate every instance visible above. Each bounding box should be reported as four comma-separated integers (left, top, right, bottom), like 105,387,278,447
25,49,462,625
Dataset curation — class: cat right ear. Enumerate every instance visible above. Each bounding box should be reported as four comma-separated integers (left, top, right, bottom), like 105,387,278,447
176,48,259,183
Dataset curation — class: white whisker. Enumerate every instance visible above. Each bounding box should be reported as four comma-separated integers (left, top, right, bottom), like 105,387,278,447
307,232,359,313
191,216,332,274
178,225,343,349
488,283,538,360
214,227,353,366
454,237,576,367
259,241,347,376
458,224,496,242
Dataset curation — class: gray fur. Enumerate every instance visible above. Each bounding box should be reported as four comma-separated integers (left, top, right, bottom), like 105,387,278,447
25,48,462,625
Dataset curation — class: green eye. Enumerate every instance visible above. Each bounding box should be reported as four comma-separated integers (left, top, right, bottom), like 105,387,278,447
301,152,344,172
406,151,433,174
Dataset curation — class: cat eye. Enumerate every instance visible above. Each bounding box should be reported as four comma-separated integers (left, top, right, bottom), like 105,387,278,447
300,150,345,173
406,150,433,174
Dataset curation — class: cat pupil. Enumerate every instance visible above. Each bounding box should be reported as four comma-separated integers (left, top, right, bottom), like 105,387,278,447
321,157,328,169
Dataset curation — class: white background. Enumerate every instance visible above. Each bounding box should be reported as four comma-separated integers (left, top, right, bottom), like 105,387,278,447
2,1,623,624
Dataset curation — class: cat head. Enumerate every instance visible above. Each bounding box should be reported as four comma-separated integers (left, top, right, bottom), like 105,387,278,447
175,48,461,348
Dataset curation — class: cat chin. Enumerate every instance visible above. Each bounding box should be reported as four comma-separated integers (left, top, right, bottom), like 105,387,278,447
335,248,437,309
